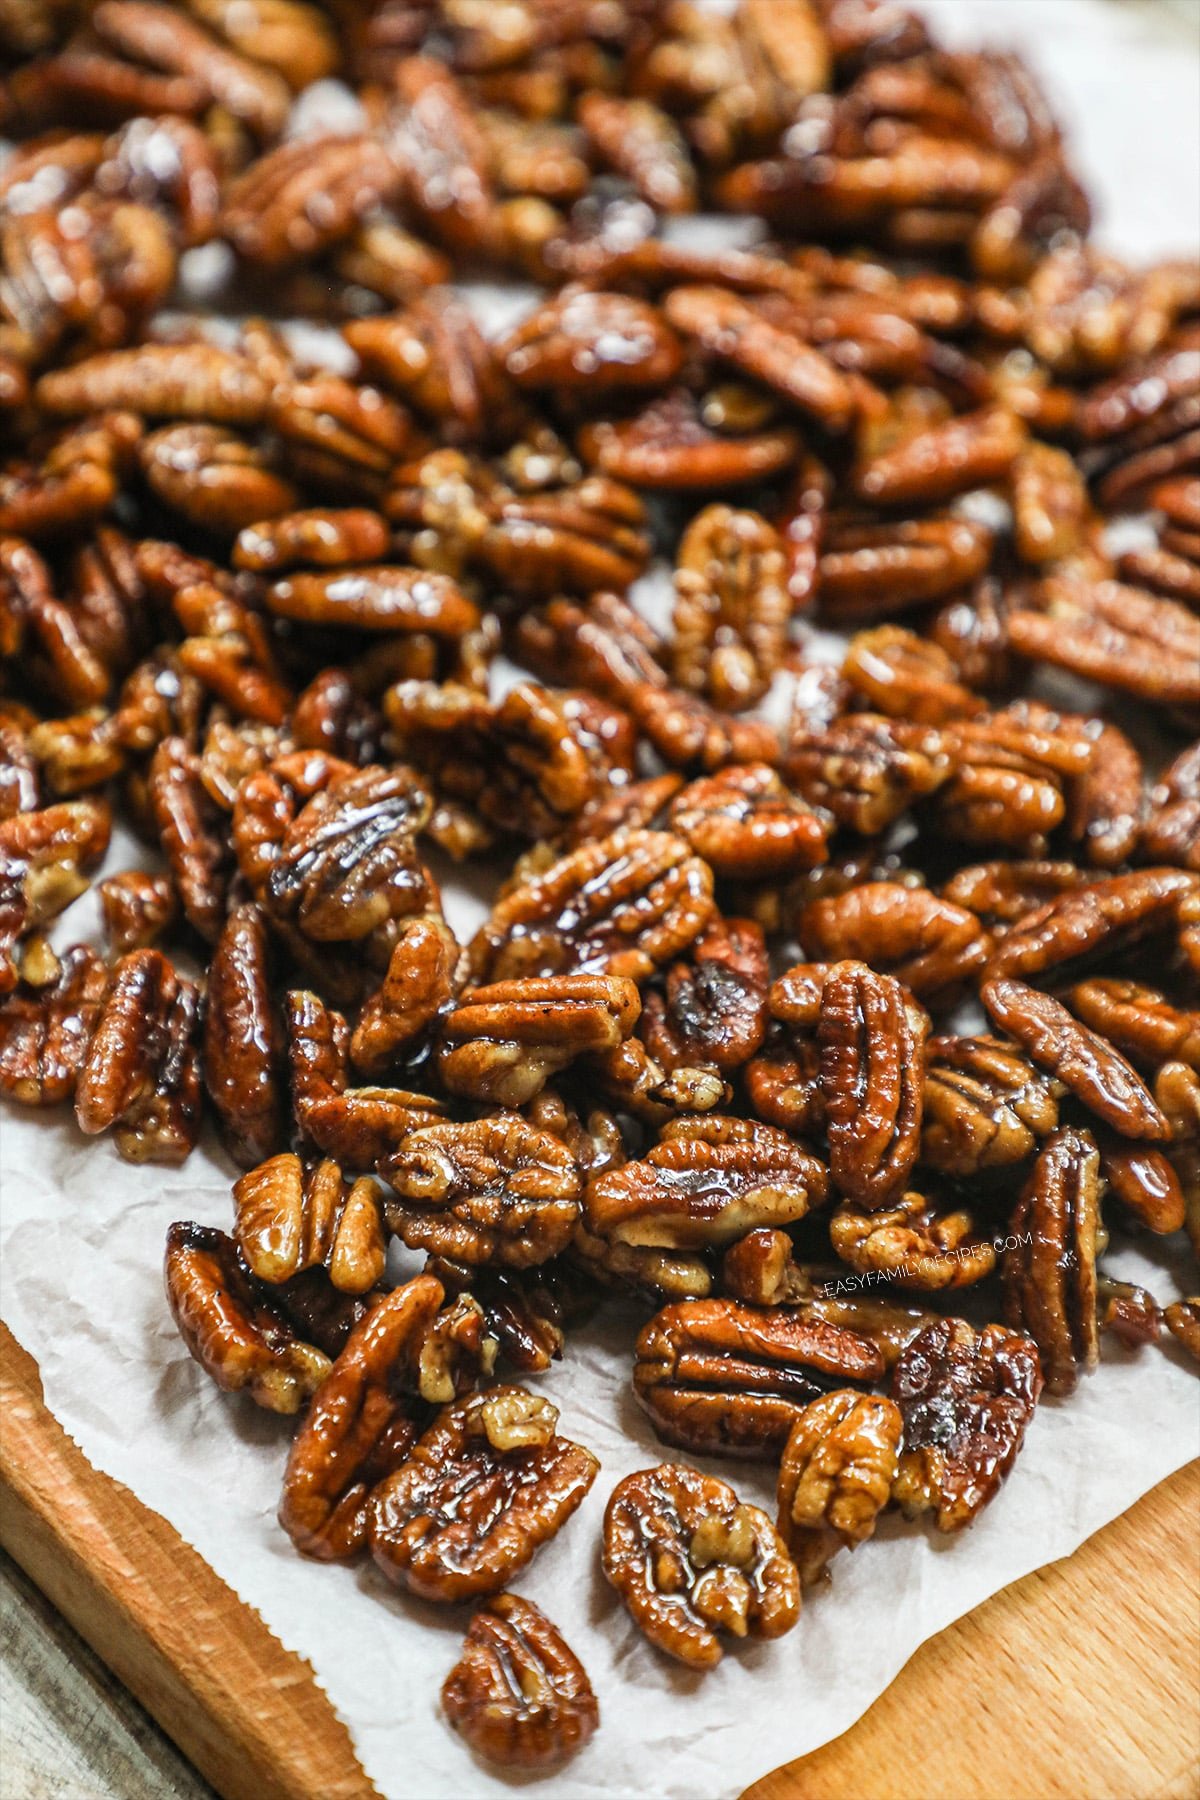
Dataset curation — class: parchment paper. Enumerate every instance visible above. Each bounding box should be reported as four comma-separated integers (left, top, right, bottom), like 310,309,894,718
2,5,1199,1797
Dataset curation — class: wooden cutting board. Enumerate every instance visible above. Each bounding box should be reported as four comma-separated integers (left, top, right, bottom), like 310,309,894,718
1,1321,1196,1800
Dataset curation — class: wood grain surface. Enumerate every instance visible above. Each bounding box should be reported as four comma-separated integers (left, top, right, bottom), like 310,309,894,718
1,1320,1196,1800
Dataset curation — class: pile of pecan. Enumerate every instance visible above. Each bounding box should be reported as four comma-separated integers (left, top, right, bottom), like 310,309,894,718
2,0,1199,1772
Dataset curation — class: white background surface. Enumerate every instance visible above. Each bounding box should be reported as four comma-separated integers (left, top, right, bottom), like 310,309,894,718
2,5,1199,1798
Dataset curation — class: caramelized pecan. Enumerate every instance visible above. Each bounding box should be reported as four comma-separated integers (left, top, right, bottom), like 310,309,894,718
776,1391,903,1586
442,1595,598,1771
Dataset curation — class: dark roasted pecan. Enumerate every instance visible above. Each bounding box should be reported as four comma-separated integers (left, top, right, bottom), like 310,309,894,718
982,978,1170,1142
587,1115,828,1252
368,1386,598,1602
438,974,640,1106
1003,1127,1102,1397
278,1274,443,1560
802,883,990,999
442,1593,597,1771
603,1463,799,1670
75,948,202,1163
922,1034,1062,1175
0,943,106,1105
633,1298,884,1460
234,1153,387,1297
381,1113,582,1268
891,1318,1043,1531
642,917,769,1075
164,1221,329,1414
775,1390,902,1586
204,902,283,1167
818,961,927,1210
668,764,829,878
469,827,714,985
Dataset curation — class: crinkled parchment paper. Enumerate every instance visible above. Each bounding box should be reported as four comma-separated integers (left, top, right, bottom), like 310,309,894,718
2,4,1198,1796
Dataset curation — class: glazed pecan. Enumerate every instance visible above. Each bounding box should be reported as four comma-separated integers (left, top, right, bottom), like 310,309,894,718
603,1464,799,1670
287,987,447,1169
203,902,283,1169
852,405,1025,507
670,503,792,711
577,91,696,213
642,917,769,1074
0,796,111,991
577,387,800,493
278,1274,443,1560
1165,1300,1200,1363
367,1386,598,1602
381,1113,582,1268
841,626,983,726
469,828,714,985
221,132,403,270
0,943,107,1105
36,342,271,424
835,1181,996,1286
983,978,1170,1142
234,1153,387,1297
891,1318,1043,1532
345,294,516,447
775,1391,903,1586
1098,1137,1185,1236
784,715,954,835
1068,978,1200,1073
75,948,202,1164
437,974,640,1106
664,287,854,431
941,859,1090,931
815,515,992,623
264,565,478,638
633,1298,884,1460
667,764,829,879
91,0,292,139
350,915,460,1079
818,962,927,1209
587,1115,828,1252
1141,742,1200,872
801,883,990,999
164,1222,329,1414
1007,577,1200,710
984,868,1197,986
499,287,683,398
442,1595,598,1771
147,736,230,944
922,1034,1062,1175
1003,1127,1102,1397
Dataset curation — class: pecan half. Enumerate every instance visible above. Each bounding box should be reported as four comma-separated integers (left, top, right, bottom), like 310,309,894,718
0,943,106,1105
603,1464,800,1670
203,901,283,1169
983,868,1197,986
367,1387,598,1602
818,961,928,1209
830,1192,997,1291
633,1298,884,1460
802,882,990,999
668,764,829,878
75,948,202,1163
1003,1127,1102,1397
234,1153,387,1296
442,1595,599,1771
670,503,791,712
776,1391,903,1586
438,974,640,1106
922,1034,1062,1175
164,1222,329,1414
891,1318,1044,1531
381,1114,582,1268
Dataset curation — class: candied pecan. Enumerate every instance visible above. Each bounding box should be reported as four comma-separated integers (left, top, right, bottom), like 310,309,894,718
92,0,291,138
587,1116,828,1252
75,948,202,1164
1068,978,1200,1073
367,1386,598,1602
442,1594,598,1771
643,917,769,1075
0,797,112,992
667,764,829,879
1098,1137,1185,1235
0,717,39,822
350,915,460,1079
138,424,297,538
983,868,1197,985
2,195,176,364
203,902,283,1167
982,978,1169,1142
265,567,478,643
426,1257,569,1377
745,1037,824,1137
1120,542,1200,609
670,504,791,712
232,509,390,576
1007,577,1200,711
775,1391,902,1586
345,294,516,448
891,1318,1043,1532
922,1034,1062,1176
603,1464,799,1671
385,55,499,259
577,91,696,214
941,859,1088,930
499,287,682,397
785,714,954,835
278,1274,443,1560
2,537,110,709
0,943,106,1105
852,405,1025,506
164,1221,329,1414
287,988,447,1169
802,883,990,999
627,682,781,776
1157,1059,1200,1142
1164,1300,1200,1363
1009,440,1092,566
818,961,927,1210
381,1113,582,1268
664,287,854,431
469,827,714,985
577,387,801,493
841,625,983,726
234,1152,387,1295
438,974,640,1107
633,1299,884,1461
36,343,270,425
221,133,404,271
27,709,126,797
830,1191,996,1291
147,736,230,944
816,514,992,623
1002,1126,1101,1397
